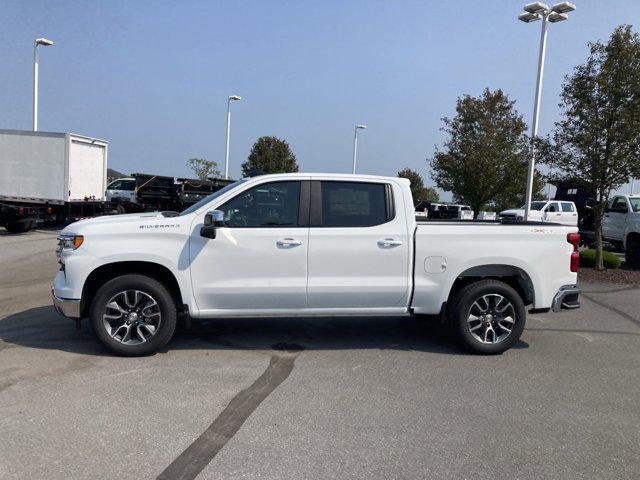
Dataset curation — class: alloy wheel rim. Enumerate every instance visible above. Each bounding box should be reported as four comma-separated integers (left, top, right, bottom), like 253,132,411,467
467,294,516,345
102,290,161,345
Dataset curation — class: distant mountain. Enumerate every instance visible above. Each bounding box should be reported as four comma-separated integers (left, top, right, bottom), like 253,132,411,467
107,168,127,182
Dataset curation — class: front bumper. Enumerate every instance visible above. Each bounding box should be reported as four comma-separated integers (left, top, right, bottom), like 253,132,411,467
551,285,581,312
52,288,82,318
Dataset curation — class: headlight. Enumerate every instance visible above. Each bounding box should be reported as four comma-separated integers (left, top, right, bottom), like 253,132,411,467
56,234,84,264
58,234,84,250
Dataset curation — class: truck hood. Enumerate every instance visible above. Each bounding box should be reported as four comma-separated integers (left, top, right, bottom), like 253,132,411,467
61,211,181,234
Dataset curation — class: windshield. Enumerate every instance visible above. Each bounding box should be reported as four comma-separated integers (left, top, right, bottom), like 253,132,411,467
519,201,547,211
179,180,246,216
630,198,640,212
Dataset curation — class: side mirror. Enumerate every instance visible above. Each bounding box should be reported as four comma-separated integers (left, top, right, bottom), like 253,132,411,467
200,210,225,239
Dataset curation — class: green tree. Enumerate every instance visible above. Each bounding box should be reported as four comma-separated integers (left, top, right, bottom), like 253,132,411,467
186,158,221,180
429,88,543,217
538,26,640,270
242,136,299,177
397,168,440,203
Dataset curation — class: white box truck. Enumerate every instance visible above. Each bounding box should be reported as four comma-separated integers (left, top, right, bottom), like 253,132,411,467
0,129,111,232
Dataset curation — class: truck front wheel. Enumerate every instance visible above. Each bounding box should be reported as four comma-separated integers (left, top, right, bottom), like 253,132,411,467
89,274,177,356
450,279,526,354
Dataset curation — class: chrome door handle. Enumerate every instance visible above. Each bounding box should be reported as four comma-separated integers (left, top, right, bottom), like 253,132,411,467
378,238,403,247
277,238,303,247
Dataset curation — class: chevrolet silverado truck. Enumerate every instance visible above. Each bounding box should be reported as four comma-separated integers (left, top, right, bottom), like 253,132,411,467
53,173,581,356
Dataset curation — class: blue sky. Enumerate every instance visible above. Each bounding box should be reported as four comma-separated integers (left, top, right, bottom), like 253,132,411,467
1,0,638,197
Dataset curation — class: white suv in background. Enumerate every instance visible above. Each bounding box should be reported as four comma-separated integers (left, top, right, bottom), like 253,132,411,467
105,178,137,203
500,200,578,226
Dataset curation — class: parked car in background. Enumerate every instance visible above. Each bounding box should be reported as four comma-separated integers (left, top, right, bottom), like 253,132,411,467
500,200,578,226
175,177,235,209
106,173,181,214
53,173,580,357
105,178,137,203
477,211,497,221
414,201,473,220
106,175,237,215
602,194,640,268
552,180,594,232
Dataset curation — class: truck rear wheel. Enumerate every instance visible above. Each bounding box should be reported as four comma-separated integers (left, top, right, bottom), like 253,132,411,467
450,279,526,354
89,274,177,356
5,219,35,233
625,237,640,269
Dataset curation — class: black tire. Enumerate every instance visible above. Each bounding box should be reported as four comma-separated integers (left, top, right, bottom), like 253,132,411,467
625,237,640,269
449,279,526,354
90,274,177,356
5,219,35,233
116,203,127,214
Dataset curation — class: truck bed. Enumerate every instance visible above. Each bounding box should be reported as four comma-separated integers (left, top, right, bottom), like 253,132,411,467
411,221,577,314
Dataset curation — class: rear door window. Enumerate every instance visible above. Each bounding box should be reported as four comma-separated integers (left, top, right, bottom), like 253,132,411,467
317,181,390,227
561,202,575,212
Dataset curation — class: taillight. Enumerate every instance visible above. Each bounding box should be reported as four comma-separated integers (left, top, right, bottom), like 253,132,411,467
18,207,24,216
567,233,580,272
567,233,580,248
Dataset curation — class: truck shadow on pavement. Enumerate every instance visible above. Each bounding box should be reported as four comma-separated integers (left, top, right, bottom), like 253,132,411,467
0,305,531,357
0,227,60,237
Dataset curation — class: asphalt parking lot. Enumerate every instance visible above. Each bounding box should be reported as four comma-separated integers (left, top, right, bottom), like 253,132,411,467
1,229,639,480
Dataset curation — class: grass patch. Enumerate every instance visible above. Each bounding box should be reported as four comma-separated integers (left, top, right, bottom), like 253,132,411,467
579,249,621,269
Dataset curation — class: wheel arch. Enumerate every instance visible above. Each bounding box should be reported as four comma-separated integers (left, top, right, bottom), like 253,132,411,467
447,264,535,308
81,261,185,317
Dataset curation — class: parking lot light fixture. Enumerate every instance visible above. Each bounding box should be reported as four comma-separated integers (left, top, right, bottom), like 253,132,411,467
518,1,575,221
551,2,576,13
519,12,541,22
224,95,242,179
524,2,549,13
33,37,54,132
548,12,568,22
352,125,367,174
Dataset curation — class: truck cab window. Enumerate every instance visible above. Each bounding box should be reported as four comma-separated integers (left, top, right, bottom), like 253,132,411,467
611,197,628,212
319,181,389,227
121,180,136,191
561,202,574,212
219,181,301,227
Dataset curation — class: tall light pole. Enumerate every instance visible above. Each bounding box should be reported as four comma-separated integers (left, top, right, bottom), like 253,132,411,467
519,2,575,221
33,37,54,132
352,124,367,174
224,95,241,179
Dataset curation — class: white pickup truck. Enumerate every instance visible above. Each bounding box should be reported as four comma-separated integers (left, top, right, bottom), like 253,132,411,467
602,194,640,268
500,200,579,226
53,173,581,356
